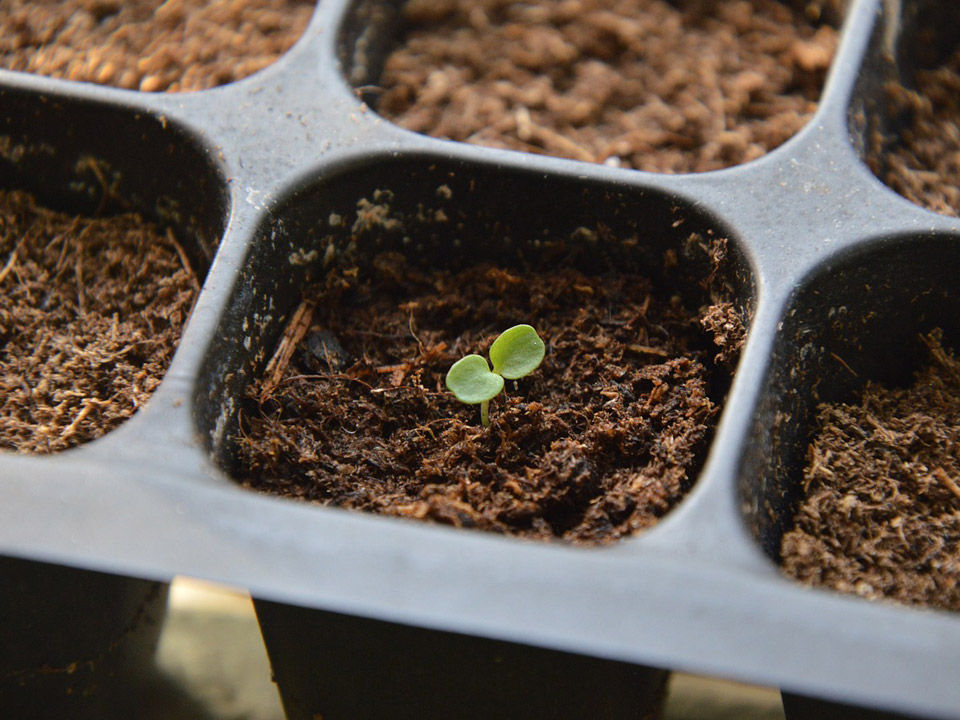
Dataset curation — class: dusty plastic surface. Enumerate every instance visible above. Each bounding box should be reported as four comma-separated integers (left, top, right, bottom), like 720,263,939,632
0,0,958,718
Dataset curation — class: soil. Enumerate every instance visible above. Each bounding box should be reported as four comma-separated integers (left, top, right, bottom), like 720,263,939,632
235,236,743,545
378,0,842,173
780,331,960,612
0,189,198,453
866,48,960,217
0,0,314,92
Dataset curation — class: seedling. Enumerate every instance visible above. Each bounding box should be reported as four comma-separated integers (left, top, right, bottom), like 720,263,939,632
445,324,545,426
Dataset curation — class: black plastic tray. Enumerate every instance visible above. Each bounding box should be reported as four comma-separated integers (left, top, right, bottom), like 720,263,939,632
1,0,958,718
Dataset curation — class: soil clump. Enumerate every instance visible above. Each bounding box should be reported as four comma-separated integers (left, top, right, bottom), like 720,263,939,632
0,0,313,92
236,238,742,545
378,0,841,173
0,189,198,453
781,331,960,612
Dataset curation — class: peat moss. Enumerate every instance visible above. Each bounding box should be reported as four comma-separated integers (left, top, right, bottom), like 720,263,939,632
378,0,842,172
0,0,314,92
235,230,744,545
867,46,960,217
0,190,197,453
781,331,960,612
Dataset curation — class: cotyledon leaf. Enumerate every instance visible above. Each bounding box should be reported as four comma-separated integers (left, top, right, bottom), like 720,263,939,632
489,324,546,380
445,354,505,404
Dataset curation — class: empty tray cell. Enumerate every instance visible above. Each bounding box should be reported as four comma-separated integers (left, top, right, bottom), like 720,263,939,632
346,0,845,172
855,0,960,216
0,89,227,452
0,0,315,92
740,234,960,612
201,156,754,544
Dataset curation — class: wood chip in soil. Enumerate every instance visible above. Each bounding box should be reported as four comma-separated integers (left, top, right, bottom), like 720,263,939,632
236,246,742,545
0,190,198,453
378,0,842,173
0,0,314,92
781,331,960,612
866,45,960,217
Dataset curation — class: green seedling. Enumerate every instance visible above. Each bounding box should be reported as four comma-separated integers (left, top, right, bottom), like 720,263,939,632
445,324,545,426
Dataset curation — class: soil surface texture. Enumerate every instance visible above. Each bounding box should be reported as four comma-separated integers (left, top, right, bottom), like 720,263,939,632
378,0,841,173
0,190,198,453
0,0,314,92
236,243,742,545
867,47,960,217
781,331,960,612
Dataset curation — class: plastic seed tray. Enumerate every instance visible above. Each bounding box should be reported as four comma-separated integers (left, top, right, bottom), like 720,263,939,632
1,0,958,718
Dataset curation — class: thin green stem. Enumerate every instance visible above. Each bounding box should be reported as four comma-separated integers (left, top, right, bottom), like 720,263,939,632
480,399,490,427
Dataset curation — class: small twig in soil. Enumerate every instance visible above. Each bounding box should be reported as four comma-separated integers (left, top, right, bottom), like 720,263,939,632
515,106,533,142
44,218,80,253
261,299,315,402
53,223,92,280
829,352,858,377
74,343,136,365
529,123,596,162
933,467,960,502
51,233,71,276
74,253,87,316
77,156,114,217
376,364,410,373
0,239,23,284
351,330,410,339
167,227,200,291
922,331,960,387
627,344,670,357
377,363,409,387
865,414,896,444
408,311,424,353
60,398,110,442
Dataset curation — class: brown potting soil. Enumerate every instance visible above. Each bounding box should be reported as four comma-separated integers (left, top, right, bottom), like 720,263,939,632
867,48,960,217
378,0,841,173
781,331,960,612
0,0,314,92
236,240,742,545
0,190,198,453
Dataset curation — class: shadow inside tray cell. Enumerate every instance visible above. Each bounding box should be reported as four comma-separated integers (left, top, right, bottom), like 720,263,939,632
0,88,227,452
255,598,668,720
341,0,846,173
740,234,960,613
850,0,960,216
0,555,167,719
198,155,755,545
0,88,226,262
782,692,924,720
